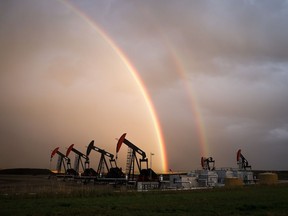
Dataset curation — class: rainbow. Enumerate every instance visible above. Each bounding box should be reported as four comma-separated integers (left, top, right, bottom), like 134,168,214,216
58,0,168,171
168,47,209,157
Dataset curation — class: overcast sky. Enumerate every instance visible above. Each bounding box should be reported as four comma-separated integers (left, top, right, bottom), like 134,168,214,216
1,0,288,172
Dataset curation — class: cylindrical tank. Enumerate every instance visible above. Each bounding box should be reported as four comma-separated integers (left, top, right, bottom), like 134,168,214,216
225,177,243,187
258,173,278,185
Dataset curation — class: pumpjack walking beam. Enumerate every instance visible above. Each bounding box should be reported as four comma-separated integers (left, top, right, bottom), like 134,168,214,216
86,140,116,175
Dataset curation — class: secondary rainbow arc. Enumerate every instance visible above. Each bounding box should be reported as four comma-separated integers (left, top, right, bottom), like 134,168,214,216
169,48,209,157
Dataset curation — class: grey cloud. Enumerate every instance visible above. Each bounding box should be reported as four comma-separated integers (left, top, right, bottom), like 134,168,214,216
267,126,288,141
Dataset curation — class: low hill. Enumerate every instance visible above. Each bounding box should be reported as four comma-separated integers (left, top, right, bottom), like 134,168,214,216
0,168,52,175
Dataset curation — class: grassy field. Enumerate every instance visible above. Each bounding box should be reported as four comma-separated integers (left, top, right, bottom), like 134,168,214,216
0,175,288,216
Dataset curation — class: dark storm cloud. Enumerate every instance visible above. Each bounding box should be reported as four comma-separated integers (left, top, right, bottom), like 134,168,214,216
74,0,288,87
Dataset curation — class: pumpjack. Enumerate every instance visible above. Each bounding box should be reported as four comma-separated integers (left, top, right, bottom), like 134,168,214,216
237,149,251,170
201,157,215,171
116,133,158,182
86,140,124,178
50,147,71,174
66,143,92,176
